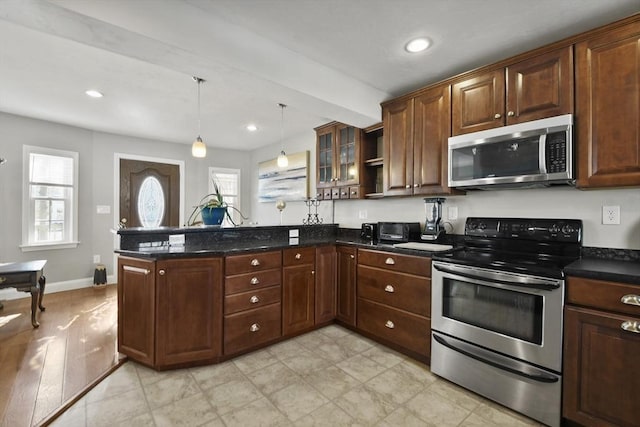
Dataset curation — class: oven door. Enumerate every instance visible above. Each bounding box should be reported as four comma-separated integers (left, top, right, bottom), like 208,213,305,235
431,261,564,372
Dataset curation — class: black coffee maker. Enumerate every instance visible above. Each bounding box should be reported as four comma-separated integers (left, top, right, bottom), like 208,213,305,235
360,222,378,244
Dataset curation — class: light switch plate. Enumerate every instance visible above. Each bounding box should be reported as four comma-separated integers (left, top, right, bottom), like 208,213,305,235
289,229,299,238
96,205,111,214
169,234,185,246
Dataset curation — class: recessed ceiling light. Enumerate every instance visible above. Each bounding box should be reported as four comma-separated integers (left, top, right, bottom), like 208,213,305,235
246,124,258,132
85,90,103,98
405,37,431,53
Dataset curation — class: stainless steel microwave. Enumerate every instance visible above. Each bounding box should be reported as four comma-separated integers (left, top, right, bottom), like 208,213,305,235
448,114,574,189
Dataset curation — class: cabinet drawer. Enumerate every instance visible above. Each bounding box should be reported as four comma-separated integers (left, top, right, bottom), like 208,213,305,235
224,303,281,355
358,249,431,277
0,272,34,287
357,298,430,357
225,268,281,295
358,265,430,317
567,277,640,317
225,285,281,315
283,247,316,266
225,250,282,275
348,186,360,199
322,188,332,200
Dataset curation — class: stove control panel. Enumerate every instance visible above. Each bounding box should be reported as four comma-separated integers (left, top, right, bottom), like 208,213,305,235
465,217,582,243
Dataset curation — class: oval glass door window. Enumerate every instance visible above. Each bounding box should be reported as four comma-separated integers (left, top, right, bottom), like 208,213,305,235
137,176,165,227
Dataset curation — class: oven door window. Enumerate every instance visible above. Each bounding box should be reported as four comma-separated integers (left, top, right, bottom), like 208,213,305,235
442,277,543,344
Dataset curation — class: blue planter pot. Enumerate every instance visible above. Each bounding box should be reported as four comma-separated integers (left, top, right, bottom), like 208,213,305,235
201,207,226,226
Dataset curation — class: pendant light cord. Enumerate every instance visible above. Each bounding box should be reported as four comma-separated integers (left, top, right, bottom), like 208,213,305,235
197,78,202,137
279,103,286,151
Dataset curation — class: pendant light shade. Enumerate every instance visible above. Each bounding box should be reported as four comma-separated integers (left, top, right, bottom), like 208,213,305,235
277,103,288,168
191,77,207,158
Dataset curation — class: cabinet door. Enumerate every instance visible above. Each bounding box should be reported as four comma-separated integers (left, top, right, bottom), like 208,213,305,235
117,256,156,366
336,246,357,326
315,245,336,324
452,69,505,136
576,21,640,188
155,257,223,367
506,46,573,125
335,124,360,187
282,263,315,336
563,306,640,426
383,98,414,196
413,85,452,194
316,126,335,188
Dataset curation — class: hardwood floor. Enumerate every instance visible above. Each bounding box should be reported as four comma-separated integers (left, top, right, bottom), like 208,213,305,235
0,284,123,427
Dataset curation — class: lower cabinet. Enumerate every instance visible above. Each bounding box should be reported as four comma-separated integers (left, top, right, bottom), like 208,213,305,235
282,247,316,336
117,256,223,369
336,245,357,326
563,276,640,426
315,245,337,324
356,249,432,361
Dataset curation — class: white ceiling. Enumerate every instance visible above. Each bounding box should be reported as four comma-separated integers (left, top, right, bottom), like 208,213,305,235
0,0,638,152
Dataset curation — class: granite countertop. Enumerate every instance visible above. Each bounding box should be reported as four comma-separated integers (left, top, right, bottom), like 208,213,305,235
564,257,640,286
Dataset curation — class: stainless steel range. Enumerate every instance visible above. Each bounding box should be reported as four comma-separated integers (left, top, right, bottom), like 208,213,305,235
430,217,582,427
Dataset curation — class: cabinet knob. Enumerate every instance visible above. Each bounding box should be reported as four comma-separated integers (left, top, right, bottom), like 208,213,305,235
385,320,395,329
494,113,502,119
385,257,395,265
158,270,166,276
507,111,515,117
311,270,315,275
621,294,640,306
250,295,260,304
250,277,260,285
413,184,419,188
341,191,347,196
250,323,260,332
295,253,302,260
384,285,395,293
405,185,411,189
351,191,357,195
250,258,260,266
621,321,640,334
350,254,355,259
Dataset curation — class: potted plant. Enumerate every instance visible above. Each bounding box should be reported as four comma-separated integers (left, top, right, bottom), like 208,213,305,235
186,180,246,226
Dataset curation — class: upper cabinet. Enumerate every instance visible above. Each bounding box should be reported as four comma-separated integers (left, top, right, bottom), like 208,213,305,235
576,20,640,188
452,46,574,136
383,84,459,196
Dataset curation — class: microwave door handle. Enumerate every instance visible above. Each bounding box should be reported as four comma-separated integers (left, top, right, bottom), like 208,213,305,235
539,133,547,174
432,333,559,384
432,263,560,290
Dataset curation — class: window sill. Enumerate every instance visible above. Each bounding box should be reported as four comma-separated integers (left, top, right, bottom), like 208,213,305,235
20,241,80,252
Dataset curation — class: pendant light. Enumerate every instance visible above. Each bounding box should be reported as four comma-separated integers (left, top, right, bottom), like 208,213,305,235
277,103,288,168
191,77,207,158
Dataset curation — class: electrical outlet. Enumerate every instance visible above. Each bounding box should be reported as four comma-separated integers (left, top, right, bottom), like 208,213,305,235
93,254,101,263
602,205,620,225
358,210,368,219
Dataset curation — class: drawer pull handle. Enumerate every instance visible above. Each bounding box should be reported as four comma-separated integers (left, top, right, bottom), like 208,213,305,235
250,258,260,266
158,270,166,276
384,285,395,293
250,323,260,332
250,295,260,304
621,294,640,306
0,277,6,284
385,320,395,329
385,257,395,265
621,321,640,334
295,253,301,260
250,277,260,285
123,266,150,275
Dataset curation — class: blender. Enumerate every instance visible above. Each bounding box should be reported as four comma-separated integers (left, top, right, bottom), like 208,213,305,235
422,198,445,241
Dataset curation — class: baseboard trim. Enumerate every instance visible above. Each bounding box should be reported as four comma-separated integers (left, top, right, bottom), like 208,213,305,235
0,274,116,301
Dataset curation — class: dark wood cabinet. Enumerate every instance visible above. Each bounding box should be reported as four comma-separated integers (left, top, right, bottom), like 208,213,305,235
118,256,156,366
315,245,336,324
336,245,357,326
576,20,640,188
224,250,282,355
117,256,223,369
282,247,315,336
564,276,640,426
383,84,457,196
155,257,222,367
315,122,363,200
452,46,573,136
356,249,432,361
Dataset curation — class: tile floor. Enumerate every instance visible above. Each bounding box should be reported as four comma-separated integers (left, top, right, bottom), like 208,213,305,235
50,325,543,426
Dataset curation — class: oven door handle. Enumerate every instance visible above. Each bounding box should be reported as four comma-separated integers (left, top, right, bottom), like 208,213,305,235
432,262,560,290
432,333,559,384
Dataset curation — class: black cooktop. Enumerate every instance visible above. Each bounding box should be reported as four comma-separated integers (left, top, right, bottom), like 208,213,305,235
432,217,583,279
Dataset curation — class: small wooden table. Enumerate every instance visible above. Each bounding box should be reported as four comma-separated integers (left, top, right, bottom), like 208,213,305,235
0,260,47,328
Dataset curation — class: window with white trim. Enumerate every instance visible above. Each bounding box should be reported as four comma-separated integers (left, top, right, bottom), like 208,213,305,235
22,145,79,250
209,167,241,227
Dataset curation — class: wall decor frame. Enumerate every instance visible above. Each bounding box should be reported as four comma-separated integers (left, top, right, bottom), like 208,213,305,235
258,150,309,202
